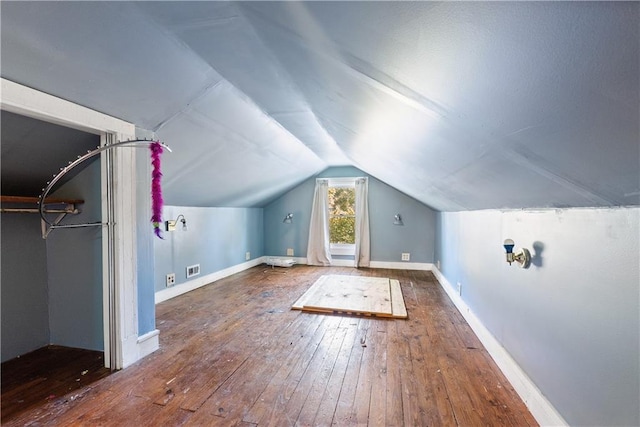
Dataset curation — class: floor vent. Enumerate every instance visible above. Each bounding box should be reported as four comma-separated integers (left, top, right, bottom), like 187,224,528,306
186,264,200,278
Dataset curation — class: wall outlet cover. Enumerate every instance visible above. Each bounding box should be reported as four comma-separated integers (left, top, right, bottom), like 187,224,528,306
401,253,410,261
457,282,462,295
246,251,251,261
166,273,176,287
287,248,294,256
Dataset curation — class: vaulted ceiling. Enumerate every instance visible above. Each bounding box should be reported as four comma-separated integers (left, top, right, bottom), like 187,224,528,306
1,2,638,210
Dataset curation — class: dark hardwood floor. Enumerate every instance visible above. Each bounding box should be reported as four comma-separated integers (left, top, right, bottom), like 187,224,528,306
1,345,111,422
1,265,538,426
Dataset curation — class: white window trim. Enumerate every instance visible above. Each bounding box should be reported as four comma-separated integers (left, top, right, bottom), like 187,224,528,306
327,177,360,256
331,242,355,256
327,177,357,188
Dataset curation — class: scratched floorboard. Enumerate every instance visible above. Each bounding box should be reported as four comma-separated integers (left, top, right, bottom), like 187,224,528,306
1,265,538,426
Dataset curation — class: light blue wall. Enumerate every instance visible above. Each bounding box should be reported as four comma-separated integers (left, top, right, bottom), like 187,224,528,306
435,207,640,427
1,214,50,362
264,166,436,262
136,129,156,336
47,159,103,351
154,206,264,292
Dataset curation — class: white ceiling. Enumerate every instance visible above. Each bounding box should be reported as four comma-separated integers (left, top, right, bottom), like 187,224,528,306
1,1,638,210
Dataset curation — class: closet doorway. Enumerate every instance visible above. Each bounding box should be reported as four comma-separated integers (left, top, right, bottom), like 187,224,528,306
1,80,141,416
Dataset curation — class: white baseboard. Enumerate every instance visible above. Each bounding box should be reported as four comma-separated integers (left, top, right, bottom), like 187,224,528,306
430,267,568,427
274,257,433,270
155,257,268,304
369,261,433,270
136,329,159,360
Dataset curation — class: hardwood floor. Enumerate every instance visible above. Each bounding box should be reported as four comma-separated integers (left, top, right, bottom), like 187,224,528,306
1,346,111,422
2,265,538,426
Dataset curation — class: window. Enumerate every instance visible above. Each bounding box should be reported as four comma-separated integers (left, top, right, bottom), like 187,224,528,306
328,178,356,255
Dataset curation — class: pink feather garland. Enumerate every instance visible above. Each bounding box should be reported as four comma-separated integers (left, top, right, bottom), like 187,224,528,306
150,142,164,239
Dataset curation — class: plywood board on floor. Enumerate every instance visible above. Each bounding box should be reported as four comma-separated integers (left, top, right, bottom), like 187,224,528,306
292,274,407,319
389,279,407,318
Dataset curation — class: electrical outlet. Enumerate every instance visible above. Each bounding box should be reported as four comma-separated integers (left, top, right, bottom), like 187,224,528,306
246,251,251,261
457,282,462,295
287,248,294,256
401,253,410,261
436,260,441,270
166,273,176,287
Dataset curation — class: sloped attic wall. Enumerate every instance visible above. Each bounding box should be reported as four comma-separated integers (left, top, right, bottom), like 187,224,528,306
1,2,637,211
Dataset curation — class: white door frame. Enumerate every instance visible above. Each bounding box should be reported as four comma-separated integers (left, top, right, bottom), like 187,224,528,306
0,78,152,369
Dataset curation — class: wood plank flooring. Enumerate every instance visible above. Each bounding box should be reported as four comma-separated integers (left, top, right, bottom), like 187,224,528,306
1,265,538,426
1,345,111,422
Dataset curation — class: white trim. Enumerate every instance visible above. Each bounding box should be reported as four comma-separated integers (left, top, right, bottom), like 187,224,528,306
330,243,355,256
331,258,356,267
1,79,145,370
327,177,358,188
369,261,433,271
1,78,132,135
155,257,268,304
136,329,160,360
114,134,140,368
430,266,568,427
267,257,433,271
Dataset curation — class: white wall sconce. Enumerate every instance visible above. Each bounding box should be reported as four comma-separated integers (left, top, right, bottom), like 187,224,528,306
166,214,187,231
283,213,293,224
393,214,403,225
503,239,531,268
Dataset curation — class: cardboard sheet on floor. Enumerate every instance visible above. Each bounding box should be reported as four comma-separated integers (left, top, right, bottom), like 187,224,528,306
292,274,407,319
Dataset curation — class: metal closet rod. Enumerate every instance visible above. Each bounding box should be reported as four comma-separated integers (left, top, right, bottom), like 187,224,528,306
38,138,172,229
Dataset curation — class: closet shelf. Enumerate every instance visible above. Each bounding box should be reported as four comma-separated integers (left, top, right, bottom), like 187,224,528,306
1,195,83,213
1,195,84,239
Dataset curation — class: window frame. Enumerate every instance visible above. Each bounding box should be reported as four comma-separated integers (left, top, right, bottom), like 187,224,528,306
327,177,357,256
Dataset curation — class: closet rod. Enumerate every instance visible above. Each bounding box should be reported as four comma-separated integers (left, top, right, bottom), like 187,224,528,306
38,139,172,232
1,208,77,214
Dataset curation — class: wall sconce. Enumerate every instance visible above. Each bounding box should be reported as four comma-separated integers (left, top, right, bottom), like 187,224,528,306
503,239,531,268
393,214,403,225
283,213,293,224
166,214,188,231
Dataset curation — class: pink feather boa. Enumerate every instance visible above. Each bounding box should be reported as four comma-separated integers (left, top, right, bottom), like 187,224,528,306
150,142,164,238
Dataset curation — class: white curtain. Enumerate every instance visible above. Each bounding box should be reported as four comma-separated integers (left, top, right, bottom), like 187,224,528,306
307,179,332,266
354,177,370,267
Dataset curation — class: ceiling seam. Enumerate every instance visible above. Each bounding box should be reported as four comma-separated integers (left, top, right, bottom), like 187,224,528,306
236,3,349,163
152,80,223,134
